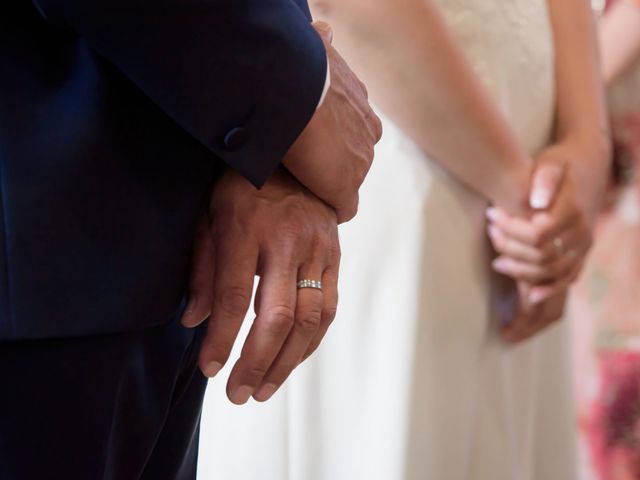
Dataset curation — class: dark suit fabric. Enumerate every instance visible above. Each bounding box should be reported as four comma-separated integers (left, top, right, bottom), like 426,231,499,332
0,0,326,476
0,310,208,479
0,0,326,339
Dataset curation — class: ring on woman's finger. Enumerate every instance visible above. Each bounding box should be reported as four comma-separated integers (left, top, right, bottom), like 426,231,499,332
297,279,323,291
553,237,565,256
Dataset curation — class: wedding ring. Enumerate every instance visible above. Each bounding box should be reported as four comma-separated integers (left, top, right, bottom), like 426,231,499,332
297,279,323,291
553,237,565,256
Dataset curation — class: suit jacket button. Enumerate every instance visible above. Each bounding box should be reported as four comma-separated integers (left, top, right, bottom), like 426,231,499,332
223,127,249,151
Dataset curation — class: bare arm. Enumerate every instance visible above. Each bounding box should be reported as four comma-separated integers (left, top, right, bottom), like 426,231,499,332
546,0,611,219
600,0,640,87
310,0,531,213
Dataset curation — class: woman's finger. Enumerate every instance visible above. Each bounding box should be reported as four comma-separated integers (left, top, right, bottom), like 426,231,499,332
492,251,576,285
488,224,550,264
528,258,585,305
502,289,567,343
487,182,580,248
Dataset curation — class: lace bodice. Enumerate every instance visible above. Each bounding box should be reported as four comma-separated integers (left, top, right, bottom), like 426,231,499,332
435,0,555,153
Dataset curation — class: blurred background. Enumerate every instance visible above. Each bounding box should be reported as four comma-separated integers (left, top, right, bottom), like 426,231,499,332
571,2,640,479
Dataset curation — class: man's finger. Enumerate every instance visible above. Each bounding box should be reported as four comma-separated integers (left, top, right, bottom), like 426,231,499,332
181,213,214,328
529,160,565,210
225,254,297,405
312,21,334,45
253,261,325,402
198,235,258,379
303,261,339,362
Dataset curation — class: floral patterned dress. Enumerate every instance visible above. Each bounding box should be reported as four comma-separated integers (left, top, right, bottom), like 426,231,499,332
570,9,640,477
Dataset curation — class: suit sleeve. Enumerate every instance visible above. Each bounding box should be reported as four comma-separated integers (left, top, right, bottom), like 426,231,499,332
32,0,328,187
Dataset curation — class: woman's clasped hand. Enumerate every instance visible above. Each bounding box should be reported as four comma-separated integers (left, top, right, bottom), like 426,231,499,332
487,142,596,343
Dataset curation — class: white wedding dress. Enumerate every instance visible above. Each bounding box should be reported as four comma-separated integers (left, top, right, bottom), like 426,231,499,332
198,1,577,479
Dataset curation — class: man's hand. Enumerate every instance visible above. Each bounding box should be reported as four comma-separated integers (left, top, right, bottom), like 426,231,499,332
181,169,340,405
283,22,383,223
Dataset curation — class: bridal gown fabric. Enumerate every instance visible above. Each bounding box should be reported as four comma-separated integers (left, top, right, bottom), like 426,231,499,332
198,1,577,479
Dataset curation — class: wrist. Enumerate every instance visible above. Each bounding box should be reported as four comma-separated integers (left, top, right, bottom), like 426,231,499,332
489,161,532,215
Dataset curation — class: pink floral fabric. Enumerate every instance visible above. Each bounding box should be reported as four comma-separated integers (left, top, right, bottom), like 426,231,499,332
570,72,640,479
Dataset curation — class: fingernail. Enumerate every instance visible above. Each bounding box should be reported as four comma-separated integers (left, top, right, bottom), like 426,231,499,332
529,290,548,305
230,386,254,405
180,298,197,326
530,190,551,210
486,207,499,222
203,362,223,378
492,258,510,272
487,224,499,238
254,383,279,402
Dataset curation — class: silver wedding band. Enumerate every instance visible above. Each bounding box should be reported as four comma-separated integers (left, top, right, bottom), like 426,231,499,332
297,279,323,291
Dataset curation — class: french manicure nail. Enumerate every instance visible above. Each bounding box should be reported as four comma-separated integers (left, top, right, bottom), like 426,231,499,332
254,383,278,402
230,386,254,405
487,224,499,238
530,190,550,210
203,362,223,378
486,207,499,222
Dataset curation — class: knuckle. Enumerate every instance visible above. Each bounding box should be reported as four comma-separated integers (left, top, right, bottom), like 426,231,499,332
202,333,235,359
264,305,295,334
297,308,322,334
216,286,250,317
493,236,507,253
530,249,547,265
531,230,547,248
539,247,556,263
322,306,337,324
340,202,358,223
245,365,269,383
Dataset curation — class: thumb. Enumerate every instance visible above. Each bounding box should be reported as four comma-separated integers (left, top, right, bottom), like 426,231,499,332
529,159,565,210
181,213,214,328
313,21,334,45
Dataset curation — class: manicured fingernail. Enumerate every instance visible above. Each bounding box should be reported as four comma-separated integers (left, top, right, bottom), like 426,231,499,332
203,362,223,378
230,386,254,405
254,383,279,402
530,190,551,210
492,258,510,272
486,207,499,222
487,224,499,238
529,290,548,305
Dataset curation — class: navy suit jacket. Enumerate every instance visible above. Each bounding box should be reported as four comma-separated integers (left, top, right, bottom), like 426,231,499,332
0,0,327,339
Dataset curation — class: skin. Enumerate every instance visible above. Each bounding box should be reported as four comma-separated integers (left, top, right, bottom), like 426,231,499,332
283,23,383,223
310,0,605,341
490,0,611,342
183,169,340,404
181,24,380,404
599,0,640,87
310,0,533,214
